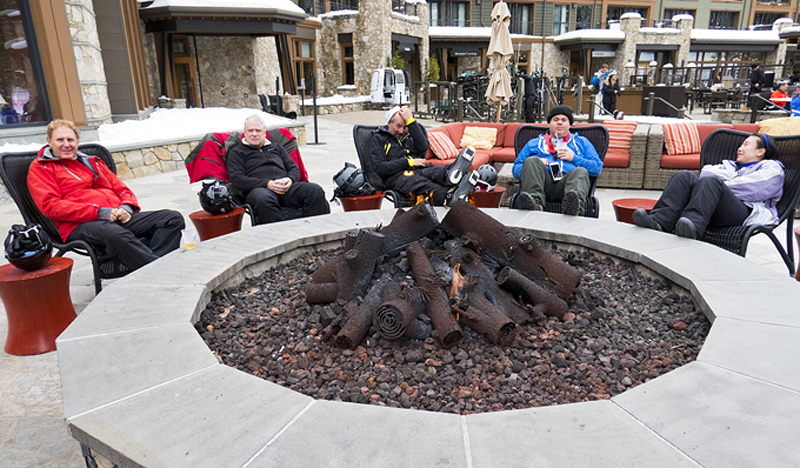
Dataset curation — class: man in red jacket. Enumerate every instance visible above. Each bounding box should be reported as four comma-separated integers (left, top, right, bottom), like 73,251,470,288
28,120,184,271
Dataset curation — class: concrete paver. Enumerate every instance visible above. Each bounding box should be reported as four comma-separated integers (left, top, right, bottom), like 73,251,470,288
1,108,799,466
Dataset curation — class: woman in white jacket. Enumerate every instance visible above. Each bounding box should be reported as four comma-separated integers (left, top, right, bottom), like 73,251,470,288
632,133,784,240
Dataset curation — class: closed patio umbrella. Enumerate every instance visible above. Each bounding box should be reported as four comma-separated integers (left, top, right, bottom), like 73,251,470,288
485,1,513,121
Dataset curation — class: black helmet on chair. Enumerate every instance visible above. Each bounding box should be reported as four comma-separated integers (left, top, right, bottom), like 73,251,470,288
4,224,52,271
198,180,235,215
476,164,497,186
332,162,376,198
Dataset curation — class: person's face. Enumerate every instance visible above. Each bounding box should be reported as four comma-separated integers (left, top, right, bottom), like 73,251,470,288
737,136,766,164
781,83,789,92
548,115,570,138
47,126,79,160
601,66,608,73
244,119,266,147
388,113,406,138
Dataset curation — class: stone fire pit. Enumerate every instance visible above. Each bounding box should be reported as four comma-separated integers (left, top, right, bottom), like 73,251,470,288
56,209,800,467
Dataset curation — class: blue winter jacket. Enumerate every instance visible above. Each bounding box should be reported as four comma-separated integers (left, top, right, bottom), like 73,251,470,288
512,132,604,180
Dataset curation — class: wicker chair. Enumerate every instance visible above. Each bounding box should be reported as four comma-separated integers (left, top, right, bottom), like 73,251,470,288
0,144,143,294
352,125,414,208
509,124,608,218
596,122,648,189
699,129,800,275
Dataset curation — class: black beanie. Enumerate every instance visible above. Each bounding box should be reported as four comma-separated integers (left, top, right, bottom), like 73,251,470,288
547,105,574,125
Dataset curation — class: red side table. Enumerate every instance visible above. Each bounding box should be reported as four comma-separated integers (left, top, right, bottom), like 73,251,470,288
612,198,658,225
189,207,246,241
0,257,77,355
469,187,506,208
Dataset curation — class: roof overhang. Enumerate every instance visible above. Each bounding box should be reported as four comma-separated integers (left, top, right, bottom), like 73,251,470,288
554,29,625,49
139,2,307,35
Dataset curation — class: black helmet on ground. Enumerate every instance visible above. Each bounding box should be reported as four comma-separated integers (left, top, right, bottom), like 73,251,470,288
199,180,236,215
4,224,53,271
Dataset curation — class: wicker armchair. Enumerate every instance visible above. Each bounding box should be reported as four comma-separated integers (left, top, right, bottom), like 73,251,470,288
699,129,800,275
352,125,414,208
596,122,648,189
510,124,608,218
0,144,142,294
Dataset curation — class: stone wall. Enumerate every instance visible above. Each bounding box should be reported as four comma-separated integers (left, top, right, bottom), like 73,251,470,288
317,12,358,96
141,25,160,105
255,36,282,96
195,36,262,110
65,0,112,125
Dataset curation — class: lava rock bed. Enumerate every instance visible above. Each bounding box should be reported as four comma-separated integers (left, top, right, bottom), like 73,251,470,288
196,245,710,415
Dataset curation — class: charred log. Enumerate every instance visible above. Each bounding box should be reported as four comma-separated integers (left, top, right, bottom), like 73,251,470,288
309,230,359,284
378,202,440,255
373,281,418,340
457,282,516,347
441,200,580,300
305,282,338,304
497,266,567,320
335,229,385,303
331,274,391,348
405,241,464,348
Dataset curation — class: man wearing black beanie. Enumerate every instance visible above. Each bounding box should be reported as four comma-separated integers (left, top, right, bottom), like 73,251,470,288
511,105,603,215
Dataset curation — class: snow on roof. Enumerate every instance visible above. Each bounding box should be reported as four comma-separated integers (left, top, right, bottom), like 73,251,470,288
639,27,680,34
318,9,358,19
554,28,625,43
780,25,800,37
144,0,306,16
691,28,782,43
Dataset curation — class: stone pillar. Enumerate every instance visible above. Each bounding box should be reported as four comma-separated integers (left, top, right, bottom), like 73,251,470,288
255,36,281,96
65,0,112,125
195,36,261,109
618,13,642,78
675,15,693,72
356,0,392,95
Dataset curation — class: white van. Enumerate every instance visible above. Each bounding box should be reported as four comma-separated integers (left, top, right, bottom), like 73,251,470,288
370,68,410,105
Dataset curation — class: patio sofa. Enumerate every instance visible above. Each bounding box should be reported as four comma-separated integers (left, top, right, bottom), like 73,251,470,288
424,121,524,170
644,122,759,190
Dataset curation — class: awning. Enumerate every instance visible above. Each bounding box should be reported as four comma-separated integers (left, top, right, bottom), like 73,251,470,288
392,33,420,53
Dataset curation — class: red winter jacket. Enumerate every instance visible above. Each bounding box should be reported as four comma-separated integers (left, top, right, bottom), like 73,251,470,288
27,146,140,242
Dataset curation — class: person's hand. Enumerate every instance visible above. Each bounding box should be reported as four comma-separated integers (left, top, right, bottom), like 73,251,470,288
111,208,131,224
412,158,428,167
538,157,549,165
398,106,412,122
269,177,292,194
557,147,575,162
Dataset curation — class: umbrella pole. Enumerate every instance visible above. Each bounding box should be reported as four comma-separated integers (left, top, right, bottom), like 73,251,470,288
496,104,501,122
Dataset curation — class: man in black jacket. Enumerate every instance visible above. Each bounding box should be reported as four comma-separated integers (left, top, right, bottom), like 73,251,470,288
749,64,766,110
369,106,478,206
227,115,329,224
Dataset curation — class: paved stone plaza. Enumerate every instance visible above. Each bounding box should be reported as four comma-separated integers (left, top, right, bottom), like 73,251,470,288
1,110,799,467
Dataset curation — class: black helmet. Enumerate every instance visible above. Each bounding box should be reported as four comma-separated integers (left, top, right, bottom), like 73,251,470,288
198,180,235,215
4,224,52,271
476,164,497,186
332,162,376,198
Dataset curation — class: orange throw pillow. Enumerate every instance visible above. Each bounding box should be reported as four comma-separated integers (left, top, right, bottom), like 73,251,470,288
428,132,459,160
662,122,700,155
602,120,637,154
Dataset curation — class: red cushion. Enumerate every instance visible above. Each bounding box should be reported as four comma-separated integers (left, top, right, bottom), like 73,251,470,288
698,124,732,143
489,147,517,163
503,123,523,147
428,131,459,160
603,152,630,168
427,151,491,169
663,122,700,155
661,153,700,170
733,123,759,134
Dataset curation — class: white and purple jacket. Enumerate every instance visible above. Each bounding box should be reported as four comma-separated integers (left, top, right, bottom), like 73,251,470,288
700,159,785,226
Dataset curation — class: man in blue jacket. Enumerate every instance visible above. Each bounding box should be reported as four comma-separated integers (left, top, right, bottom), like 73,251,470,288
512,105,603,215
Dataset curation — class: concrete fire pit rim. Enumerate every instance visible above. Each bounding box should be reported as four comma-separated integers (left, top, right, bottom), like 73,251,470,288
56,209,800,467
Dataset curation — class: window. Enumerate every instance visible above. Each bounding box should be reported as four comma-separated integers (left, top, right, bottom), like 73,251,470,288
575,5,593,30
606,7,648,25
509,3,531,35
292,39,316,91
709,11,738,29
514,50,529,74
662,9,694,26
553,5,569,35
298,0,314,15
689,51,765,85
328,0,357,12
0,0,48,126
341,43,354,85
429,1,469,27
753,12,787,27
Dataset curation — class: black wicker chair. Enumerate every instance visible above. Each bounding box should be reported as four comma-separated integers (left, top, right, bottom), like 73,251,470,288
0,144,143,294
352,125,414,208
699,129,800,275
510,124,609,218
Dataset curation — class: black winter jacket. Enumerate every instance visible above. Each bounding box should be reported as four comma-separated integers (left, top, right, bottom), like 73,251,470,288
369,121,430,182
227,141,300,194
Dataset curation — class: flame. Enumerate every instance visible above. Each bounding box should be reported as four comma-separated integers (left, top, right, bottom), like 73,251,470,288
414,191,434,205
449,263,465,300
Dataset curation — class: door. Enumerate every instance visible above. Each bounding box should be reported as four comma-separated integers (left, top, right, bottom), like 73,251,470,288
173,57,198,108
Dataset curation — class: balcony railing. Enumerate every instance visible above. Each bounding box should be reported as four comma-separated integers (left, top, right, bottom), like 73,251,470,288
329,0,358,12
392,0,418,16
